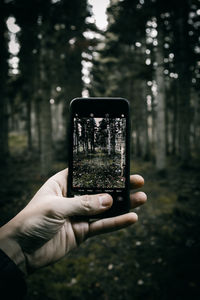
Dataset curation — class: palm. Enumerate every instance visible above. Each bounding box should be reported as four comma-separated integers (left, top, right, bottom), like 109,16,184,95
24,214,90,270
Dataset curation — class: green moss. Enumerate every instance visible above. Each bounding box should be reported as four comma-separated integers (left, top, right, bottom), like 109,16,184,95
1,156,200,299
9,132,27,154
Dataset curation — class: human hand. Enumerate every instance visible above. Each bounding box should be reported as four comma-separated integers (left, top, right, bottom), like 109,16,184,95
0,169,147,275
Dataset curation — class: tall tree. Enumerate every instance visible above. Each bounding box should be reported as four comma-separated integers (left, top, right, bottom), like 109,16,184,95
154,23,166,171
11,0,91,174
0,0,9,163
14,0,39,152
90,0,151,160
173,0,192,163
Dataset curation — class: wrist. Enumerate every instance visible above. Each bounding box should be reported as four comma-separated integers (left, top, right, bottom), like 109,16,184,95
0,224,27,276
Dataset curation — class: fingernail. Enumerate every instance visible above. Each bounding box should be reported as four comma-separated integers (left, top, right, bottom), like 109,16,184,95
99,194,111,207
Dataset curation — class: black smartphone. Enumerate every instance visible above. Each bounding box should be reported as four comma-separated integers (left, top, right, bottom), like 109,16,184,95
67,97,130,218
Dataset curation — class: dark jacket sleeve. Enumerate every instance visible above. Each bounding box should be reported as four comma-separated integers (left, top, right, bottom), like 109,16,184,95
0,249,27,299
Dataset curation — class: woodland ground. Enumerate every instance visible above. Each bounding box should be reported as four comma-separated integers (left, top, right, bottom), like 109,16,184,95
0,134,200,300
73,151,124,188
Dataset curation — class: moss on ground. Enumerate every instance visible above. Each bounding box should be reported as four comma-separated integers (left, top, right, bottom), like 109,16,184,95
0,155,199,300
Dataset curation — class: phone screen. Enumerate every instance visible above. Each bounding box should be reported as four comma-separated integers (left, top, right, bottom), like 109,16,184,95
67,98,130,217
72,114,126,192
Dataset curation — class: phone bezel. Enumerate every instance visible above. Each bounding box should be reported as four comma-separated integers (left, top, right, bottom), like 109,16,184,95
67,97,130,218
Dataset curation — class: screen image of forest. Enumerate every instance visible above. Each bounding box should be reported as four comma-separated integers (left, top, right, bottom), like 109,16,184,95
72,117,126,189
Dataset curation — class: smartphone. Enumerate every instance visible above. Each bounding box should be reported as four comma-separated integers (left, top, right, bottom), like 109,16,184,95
67,97,130,218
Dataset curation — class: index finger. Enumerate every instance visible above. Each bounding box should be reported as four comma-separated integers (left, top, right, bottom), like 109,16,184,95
130,174,144,189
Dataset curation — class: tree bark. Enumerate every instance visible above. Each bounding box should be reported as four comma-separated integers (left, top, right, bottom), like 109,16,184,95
174,1,191,164
26,96,32,152
191,88,200,156
138,80,149,159
34,99,41,153
39,95,53,176
155,27,166,171
165,78,170,156
172,81,178,155
38,44,53,176
0,0,9,164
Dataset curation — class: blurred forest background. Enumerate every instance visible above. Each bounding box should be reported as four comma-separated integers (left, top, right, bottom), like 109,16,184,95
0,0,200,299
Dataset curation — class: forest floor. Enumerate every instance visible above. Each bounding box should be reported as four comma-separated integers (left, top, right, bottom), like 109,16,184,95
73,152,124,188
0,141,200,299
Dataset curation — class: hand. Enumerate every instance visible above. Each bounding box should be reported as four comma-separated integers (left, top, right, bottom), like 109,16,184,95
0,169,147,275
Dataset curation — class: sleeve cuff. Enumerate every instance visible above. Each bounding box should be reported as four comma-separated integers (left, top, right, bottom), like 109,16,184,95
0,249,27,299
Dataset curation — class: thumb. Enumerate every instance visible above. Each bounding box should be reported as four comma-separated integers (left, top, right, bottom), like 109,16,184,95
54,193,113,217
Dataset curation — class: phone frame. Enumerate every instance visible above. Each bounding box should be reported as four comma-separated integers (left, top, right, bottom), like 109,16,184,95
67,97,130,218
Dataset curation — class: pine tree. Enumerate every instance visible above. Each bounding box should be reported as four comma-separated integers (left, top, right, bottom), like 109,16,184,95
0,0,9,163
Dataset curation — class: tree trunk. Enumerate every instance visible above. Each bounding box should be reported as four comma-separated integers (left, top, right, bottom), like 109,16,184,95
174,1,191,164
138,80,149,160
130,43,149,160
107,123,111,155
39,96,53,176
0,0,9,164
151,94,157,160
129,78,136,158
172,81,178,155
34,99,41,153
155,27,166,171
191,88,200,156
39,44,53,176
165,78,170,156
26,96,32,152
